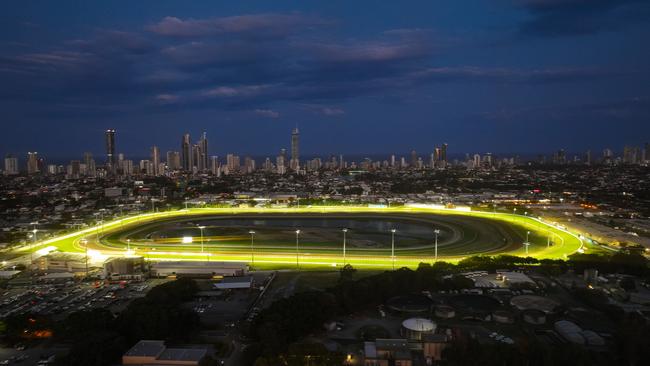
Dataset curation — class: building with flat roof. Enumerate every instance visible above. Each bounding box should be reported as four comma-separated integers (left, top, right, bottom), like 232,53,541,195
363,338,412,366
214,275,253,289
122,340,208,365
151,261,247,278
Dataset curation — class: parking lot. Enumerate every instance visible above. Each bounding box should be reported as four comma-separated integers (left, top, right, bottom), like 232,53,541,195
0,278,168,321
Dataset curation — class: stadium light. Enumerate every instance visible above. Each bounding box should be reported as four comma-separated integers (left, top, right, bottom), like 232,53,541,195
295,229,301,268
524,231,531,255
391,229,397,270
197,225,206,253
434,229,441,262
342,228,348,265
81,238,89,277
249,230,256,266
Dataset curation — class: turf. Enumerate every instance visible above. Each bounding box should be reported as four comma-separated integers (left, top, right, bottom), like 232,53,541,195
13,205,590,269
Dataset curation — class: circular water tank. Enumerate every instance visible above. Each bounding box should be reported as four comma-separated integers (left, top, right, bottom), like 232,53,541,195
401,318,436,340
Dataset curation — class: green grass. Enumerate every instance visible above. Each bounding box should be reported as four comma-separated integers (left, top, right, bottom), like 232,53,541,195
12,205,587,269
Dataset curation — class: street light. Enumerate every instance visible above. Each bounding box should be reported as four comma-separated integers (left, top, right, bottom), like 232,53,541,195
126,239,131,251
81,238,89,277
197,226,206,253
524,231,531,255
342,228,348,265
434,229,441,262
295,230,301,269
391,229,396,270
249,230,256,266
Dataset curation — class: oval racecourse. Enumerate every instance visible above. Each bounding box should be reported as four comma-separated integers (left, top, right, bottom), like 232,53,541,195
14,206,585,269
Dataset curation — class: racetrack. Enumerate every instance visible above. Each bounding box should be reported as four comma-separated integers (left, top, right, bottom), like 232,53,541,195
14,205,586,269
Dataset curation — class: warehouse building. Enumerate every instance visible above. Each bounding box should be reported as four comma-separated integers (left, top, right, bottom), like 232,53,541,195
122,340,208,365
151,261,248,278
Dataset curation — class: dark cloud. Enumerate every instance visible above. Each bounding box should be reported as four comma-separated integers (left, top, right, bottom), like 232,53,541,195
147,13,331,38
253,108,280,118
0,14,634,117
516,0,650,37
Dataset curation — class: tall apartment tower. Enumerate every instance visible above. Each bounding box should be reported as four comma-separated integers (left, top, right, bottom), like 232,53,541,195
166,151,181,170
105,129,116,171
290,127,300,171
83,152,96,176
4,154,19,175
27,152,39,174
441,143,448,164
199,132,209,171
151,146,161,176
181,133,192,171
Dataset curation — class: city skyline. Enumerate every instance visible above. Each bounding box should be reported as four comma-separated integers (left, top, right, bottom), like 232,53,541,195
1,1,649,157
3,127,648,176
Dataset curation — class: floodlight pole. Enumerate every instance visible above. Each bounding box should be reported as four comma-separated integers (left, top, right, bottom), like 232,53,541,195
342,228,348,265
295,230,301,269
198,226,206,253
249,230,256,266
525,231,531,255
391,229,396,270
434,229,440,262
82,239,88,278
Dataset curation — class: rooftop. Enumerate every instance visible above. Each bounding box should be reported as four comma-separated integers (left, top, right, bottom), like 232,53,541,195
124,340,165,358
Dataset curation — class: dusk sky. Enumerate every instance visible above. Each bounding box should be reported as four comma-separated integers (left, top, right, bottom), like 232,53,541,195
1,0,649,159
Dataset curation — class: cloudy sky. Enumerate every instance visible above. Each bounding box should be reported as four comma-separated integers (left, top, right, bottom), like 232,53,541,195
1,0,649,159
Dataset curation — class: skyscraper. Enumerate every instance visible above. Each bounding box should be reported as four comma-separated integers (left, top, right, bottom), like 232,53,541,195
290,127,300,171
4,154,18,175
181,133,192,171
441,143,448,164
83,152,96,177
105,129,116,171
199,132,209,172
192,144,201,172
27,152,39,174
166,151,181,170
151,146,160,176
210,156,220,175
410,150,418,167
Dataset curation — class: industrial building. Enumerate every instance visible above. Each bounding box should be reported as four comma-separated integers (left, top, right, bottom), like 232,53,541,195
363,338,412,366
151,261,247,278
103,257,145,280
214,275,253,289
121,340,208,366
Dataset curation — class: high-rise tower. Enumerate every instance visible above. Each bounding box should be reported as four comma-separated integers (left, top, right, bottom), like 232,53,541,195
181,133,192,171
151,146,160,176
290,127,300,170
27,152,39,174
199,132,209,171
4,154,18,175
105,129,116,171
